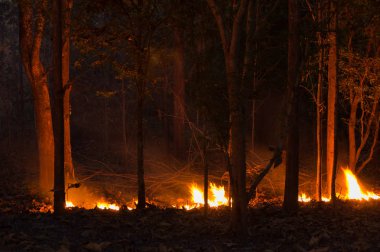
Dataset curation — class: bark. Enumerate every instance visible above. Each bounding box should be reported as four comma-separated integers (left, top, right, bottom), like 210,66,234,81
19,0,54,192
136,71,146,209
53,0,65,214
283,0,299,213
348,96,359,171
203,140,208,216
326,0,337,200
62,0,74,182
173,26,186,158
135,0,146,210
316,0,323,201
251,0,260,151
207,0,250,239
121,79,129,167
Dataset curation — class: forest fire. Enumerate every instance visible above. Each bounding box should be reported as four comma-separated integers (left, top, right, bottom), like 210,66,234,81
298,168,380,202
62,183,228,212
342,169,380,201
190,183,228,207
64,200,122,211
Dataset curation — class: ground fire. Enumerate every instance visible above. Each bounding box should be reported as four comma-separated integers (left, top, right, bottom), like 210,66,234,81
298,168,380,202
61,167,379,212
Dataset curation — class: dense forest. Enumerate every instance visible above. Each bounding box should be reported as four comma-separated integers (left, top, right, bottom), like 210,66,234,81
1,0,380,251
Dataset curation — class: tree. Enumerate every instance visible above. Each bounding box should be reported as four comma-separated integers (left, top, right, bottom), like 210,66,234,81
206,0,250,238
19,0,54,192
316,0,325,201
172,25,186,158
283,0,299,213
326,0,338,201
62,0,75,182
52,0,66,214
339,0,380,174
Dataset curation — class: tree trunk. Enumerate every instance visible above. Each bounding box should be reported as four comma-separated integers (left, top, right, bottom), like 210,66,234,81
53,0,65,214
316,0,323,201
207,0,249,240
326,0,337,200
121,79,129,168
19,0,54,193
283,0,299,213
227,57,247,238
203,140,208,216
173,26,186,158
62,0,74,182
136,76,146,209
348,97,359,171
34,85,55,192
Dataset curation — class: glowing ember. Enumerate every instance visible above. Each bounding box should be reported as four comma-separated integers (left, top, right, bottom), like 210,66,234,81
65,201,75,208
96,202,120,211
343,168,380,201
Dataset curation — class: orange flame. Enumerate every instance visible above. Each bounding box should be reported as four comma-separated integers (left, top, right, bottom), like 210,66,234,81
342,168,379,200
96,202,120,211
65,201,75,208
298,168,379,202
188,183,228,208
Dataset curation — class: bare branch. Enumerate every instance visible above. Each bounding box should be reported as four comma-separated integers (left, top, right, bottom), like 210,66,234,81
207,0,229,54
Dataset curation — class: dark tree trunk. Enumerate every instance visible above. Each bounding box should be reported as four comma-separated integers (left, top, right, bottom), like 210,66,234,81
136,74,146,209
316,0,324,201
62,0,74,182
121,79,129,168
203,140,208,216
283,0,299,213
327,0,337,200
53,0,65,214
173,26,186,158
227,57,247,239
207,0,250,240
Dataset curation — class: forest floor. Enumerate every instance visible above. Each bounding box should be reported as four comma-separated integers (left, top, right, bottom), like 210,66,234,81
1,153,380,251
1,188,380,251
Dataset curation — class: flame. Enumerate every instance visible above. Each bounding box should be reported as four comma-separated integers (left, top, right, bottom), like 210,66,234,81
298,193,311,202
191,184,204,205
65,201,75,208
96,202,120,211
322,197,330,202
298,168,379,202
343,168,379,200
188,183,228,208
65,200,121,211
209,183,228,207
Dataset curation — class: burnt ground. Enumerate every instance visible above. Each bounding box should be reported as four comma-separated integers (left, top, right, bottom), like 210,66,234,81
1,154,380,252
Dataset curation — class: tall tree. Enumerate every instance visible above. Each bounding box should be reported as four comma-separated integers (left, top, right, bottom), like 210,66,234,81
207,0,250,238
52,0,65,214
339,0,380,174
283,0,299,213
172,25,186,158
315,0,324,201
326,0,338,200
62,0,75,182
19,0,54,192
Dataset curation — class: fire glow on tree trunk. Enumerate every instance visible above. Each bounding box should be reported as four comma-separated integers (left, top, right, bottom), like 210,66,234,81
19,0,54,192
326,0,337,200
62,0,74,182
